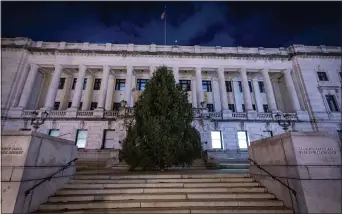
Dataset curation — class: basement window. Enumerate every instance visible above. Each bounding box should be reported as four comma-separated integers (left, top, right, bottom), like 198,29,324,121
211,131,222,149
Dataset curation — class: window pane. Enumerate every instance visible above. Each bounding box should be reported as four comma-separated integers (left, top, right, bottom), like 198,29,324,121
78,130,88,139
238,139,248,149
212,140,222,149
76,139,86,148
211,131,221,140
237,131,247,140
49,130,60,137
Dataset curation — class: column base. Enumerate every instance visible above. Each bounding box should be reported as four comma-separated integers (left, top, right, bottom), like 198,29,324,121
7,107,25,118
93,108,104,117
66,108,78,117
247,110,257,120
222,109,232,119
296,110,310,121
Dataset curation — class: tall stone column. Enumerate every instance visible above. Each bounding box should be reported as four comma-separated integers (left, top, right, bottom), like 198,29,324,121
173,67,179,83
18,64,40,109
82,75,94,110
261,68,278,112
195,68,203,107
191,77,198,108
212,77,221,112
240,68,254,112
217,68,229,110
43,64,63,110
12,64,30,107
252,79,263,112
124,66,133,107
105,74,115,110
97,65,110,109
283,69,301,112
70,65,87,110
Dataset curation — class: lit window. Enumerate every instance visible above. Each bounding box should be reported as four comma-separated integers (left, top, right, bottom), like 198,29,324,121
115,79,125,91
237,131,249,149
76,130,88,148
137,79,148,91
211,131,222,149
49,129,60,137
202,80,212,92
179,80,191,91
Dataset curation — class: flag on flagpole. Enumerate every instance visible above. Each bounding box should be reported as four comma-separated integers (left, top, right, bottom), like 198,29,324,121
161,6,166,19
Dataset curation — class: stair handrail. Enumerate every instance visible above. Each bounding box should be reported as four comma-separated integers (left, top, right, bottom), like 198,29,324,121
25,158,78,196
248,158,297,196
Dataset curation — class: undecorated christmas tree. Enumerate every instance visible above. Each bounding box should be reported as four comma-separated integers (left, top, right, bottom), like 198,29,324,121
121,65,202,171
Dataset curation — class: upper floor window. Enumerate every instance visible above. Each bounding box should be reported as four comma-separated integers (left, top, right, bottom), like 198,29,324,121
68,102,72,108
225,81,232,92
248,81,253,92
242,104,245,112
207,104,214,112
49,129,60,137
90,102,98,110
58,78,66,90
326,95,339,112
83,78,87,90
115,79,125,91
238,81,243,92
258,81,265,93
72,78,77,90
179,80,191,91
339,72,342,80
252,104,256,111
317,72,328,81
202,80,212,92
93,78,101,90
228,104,235,112
76,130,87,148
137,79,148,91
54,102,60,110
263,104,269,113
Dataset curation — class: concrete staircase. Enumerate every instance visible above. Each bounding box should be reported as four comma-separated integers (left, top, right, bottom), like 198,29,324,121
35,170,292,214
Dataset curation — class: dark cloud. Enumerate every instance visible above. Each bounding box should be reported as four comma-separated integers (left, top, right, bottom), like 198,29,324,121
1,1,341,47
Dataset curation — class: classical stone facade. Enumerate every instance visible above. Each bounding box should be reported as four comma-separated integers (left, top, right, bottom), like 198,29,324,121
1,37,341,151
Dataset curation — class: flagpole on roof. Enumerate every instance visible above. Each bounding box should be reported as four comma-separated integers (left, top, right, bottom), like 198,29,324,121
164,5,166,47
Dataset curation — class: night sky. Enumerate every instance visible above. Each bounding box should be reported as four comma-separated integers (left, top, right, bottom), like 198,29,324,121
2,1,342,48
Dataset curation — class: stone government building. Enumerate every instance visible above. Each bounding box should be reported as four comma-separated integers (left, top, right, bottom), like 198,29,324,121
1,37,341,153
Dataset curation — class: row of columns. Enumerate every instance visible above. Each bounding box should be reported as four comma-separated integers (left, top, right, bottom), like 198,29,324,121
16,64,302,113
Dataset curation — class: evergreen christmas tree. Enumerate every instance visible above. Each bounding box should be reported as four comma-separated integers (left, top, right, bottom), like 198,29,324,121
121,66,202,171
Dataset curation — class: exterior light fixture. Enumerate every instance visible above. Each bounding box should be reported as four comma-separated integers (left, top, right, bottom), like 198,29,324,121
31,110,49,131
275,112,292,132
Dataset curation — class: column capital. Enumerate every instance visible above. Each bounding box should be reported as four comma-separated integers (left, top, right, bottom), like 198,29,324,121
126,65,133,71
79,64,87,70
195,67,202,72
239,67,247,73
261,68,269,73
172,67,179,71
30,63,40,70
211,77,219,82
217,67,225,73
103,65,110,70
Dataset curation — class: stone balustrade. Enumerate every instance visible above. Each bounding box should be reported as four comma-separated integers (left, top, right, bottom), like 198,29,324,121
19,109,299,121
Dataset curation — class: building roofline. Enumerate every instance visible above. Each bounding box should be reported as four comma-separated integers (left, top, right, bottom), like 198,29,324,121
1,37,341,58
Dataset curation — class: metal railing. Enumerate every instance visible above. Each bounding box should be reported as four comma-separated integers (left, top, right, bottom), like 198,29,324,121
248,158,298,214
25,158,77,196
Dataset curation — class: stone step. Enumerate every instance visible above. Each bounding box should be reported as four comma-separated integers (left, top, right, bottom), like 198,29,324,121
57,187,267,195
35,206,293,214
70,178,255,184
72,173,250,179
49,193,275,202
63,182,260,189
39,199,284,211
